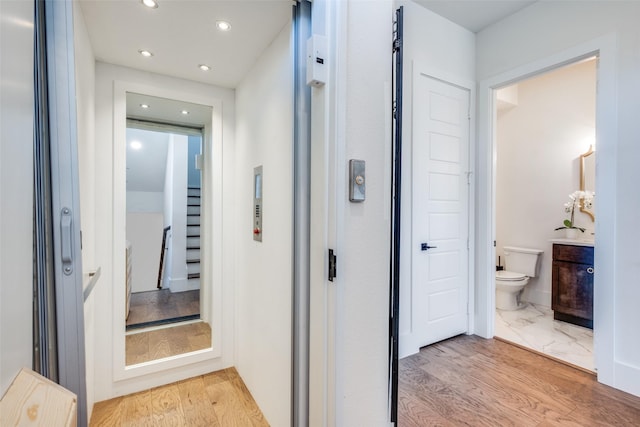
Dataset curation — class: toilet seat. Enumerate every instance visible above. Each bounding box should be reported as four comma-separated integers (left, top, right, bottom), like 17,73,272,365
496,270,526,281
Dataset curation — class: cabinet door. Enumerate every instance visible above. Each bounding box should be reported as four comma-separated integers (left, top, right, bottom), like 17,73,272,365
552,260,593,320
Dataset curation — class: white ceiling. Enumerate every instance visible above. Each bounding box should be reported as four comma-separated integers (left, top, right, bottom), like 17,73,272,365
85,0,538,194
126,92,213,128
79,0,292,89
414,0,537,33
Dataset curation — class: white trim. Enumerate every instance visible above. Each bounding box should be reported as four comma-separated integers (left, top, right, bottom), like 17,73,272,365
112,81,224,381
476,34,617,387
331,1,347,424
308,0,345,424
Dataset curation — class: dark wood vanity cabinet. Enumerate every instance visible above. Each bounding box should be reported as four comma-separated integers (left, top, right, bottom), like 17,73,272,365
552,244,594,329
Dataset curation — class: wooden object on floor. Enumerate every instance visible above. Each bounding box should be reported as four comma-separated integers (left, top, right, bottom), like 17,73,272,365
126,321,211,365
399,335,640,426
0,368,77,426
90,367,268,427
552,243,594,328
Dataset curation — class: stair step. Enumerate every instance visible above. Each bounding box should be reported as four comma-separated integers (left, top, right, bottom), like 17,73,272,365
186,259,200,264
188,273,200,279
187,204,201,207
187,246,200,250
187,213,200,217
187,191,201,198
187,234,200,238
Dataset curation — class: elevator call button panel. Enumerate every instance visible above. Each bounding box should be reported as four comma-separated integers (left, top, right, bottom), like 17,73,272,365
253,166,263,242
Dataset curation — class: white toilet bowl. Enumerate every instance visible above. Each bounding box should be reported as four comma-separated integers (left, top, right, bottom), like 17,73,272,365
495,270,529,310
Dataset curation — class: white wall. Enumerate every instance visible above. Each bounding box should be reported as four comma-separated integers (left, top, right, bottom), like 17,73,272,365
126,213,164,293
496,60,596,307
234,21,293,427
126,191,164,212
163,145,174,284
93,62,235,400
337,1,394,425
127,184,166,294
397,0,476,358
73,2,97,418
165,134,190,292
0,0,34,395
477,0,640,397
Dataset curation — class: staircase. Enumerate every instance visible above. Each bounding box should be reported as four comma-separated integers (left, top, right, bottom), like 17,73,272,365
186,187,200,287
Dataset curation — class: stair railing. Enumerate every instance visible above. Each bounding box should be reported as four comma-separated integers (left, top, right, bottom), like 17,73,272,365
157,226,171,289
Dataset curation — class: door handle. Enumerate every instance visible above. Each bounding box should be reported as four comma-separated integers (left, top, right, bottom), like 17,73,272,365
61,207,73,275
421,243,437,251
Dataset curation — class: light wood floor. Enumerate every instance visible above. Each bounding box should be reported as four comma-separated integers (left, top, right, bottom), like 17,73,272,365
399,334,640,426
90,367,268,426
126,321,211,365
127,289,200,328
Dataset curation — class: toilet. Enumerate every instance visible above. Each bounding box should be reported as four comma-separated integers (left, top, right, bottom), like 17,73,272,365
495,246,543,310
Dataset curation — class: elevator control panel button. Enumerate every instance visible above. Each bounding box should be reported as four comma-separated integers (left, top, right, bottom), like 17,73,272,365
253,166,263,242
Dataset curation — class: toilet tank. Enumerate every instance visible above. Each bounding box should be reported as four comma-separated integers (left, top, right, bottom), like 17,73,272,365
503,246,543,277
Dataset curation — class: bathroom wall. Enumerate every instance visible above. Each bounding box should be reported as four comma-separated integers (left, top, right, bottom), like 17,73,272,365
496,59,596,307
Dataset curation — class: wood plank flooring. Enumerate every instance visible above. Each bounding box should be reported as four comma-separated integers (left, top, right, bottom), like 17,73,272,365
126,321,211,365
127,289,200,328
399,334,640,426
90,367,268,427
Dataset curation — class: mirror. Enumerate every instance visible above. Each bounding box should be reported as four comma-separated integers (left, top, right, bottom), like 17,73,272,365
580,145,595,221
125,92,213,366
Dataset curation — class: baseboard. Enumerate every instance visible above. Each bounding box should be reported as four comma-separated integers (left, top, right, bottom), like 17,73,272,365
615,361,640,397
399,334,418,359
522,288,551,308
167,278,199,293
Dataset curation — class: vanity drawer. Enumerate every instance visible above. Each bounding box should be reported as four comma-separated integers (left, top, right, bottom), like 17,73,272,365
553,244,593,264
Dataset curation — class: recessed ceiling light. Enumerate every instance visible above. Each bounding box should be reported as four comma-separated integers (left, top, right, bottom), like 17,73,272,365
140,103,149,109
130,141,142,150
216,21,231,31
141,0,158,8
138,49,153,57
181,110,189,115
198,64,211,71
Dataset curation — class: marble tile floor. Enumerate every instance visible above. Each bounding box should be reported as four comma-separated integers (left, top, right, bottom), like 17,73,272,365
495,303,594,372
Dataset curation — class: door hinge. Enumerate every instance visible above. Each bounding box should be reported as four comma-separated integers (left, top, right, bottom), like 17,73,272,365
328,249,337,282
392,38,402,53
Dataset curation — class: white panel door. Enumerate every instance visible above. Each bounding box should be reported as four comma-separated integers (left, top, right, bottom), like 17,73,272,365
412,72,470,348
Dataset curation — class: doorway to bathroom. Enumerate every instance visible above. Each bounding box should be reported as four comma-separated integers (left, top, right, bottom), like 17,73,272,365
493,57,597,372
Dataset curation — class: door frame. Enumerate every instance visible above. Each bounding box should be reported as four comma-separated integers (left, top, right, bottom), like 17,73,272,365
112,81,224,380
39,1,88,424
399,61,476,358
476,35,617,386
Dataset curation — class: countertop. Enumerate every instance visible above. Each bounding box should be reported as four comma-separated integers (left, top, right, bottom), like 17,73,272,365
549,238,594,247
